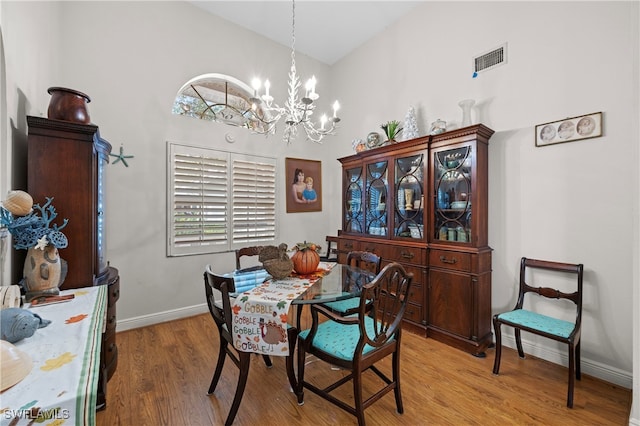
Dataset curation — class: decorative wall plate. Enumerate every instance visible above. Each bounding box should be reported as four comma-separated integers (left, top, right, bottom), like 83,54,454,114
366,132,381,148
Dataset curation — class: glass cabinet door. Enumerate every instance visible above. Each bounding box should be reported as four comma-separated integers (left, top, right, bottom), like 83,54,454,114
97,152,107,275
394,153,424,239
344,166,364,233
365,161,388,237
434,145,472,243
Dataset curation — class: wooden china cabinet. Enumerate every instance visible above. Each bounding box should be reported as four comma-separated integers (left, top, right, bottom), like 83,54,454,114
27,116,119,407
336,124,494,356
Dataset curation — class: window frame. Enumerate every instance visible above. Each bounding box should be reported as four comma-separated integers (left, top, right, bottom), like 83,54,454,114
167,141,277,257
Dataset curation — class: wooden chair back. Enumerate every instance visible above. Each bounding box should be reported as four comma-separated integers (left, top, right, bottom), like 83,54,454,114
515,257,583,326
235,246,264,270
320,236,339,261
204,265,235,337
359,262,413,348
346,250,382,275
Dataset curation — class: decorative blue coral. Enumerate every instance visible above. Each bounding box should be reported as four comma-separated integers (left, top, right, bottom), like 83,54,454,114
0,197,68,250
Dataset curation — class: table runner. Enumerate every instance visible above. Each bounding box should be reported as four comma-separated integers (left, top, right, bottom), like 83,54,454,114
231,262,335,356
1,285,107,426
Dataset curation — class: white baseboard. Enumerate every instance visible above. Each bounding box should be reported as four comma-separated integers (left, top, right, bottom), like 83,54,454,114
115,303,209,332
500,334,633,389
114,306,633,390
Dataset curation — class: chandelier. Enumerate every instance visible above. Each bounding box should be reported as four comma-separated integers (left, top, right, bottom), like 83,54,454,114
248,0,340,144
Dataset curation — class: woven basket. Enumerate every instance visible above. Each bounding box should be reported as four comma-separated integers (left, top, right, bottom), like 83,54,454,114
258,245,282,263
263,258,293,280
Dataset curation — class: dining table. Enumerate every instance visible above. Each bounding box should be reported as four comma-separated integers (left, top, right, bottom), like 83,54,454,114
230,261,376,391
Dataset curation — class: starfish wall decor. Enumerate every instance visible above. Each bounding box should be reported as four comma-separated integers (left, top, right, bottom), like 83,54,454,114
110,145,134,167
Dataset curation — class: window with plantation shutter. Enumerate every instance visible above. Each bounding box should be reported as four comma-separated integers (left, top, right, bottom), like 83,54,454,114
167,143,276,256
232,157,276,244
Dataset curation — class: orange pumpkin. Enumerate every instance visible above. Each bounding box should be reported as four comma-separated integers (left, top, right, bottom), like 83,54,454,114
291,248,320,275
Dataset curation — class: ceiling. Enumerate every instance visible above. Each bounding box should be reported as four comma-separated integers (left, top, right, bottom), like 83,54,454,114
188,1,424,65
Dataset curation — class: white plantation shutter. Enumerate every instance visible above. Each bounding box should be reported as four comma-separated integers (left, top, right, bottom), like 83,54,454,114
167,143,276,256
232,157,276,244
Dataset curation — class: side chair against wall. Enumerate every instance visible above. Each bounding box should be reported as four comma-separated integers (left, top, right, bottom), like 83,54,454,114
203,265,298,425
492,257,584,408
295,262,413,426
319,236,339,262
320,251,382,315
235,246,264,270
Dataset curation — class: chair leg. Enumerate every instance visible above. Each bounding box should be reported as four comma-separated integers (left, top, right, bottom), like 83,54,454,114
285,327,298,392
208,338,228,394
515,328,525,358
576,339,582,380
353,367,365,426
492,318,502,375
567,343,575,408
392,350,404,414
225,352,251,426
261,354,273,368
295,338,306,405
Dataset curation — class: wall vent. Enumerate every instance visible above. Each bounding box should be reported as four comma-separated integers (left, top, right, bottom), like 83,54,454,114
474,43,507,74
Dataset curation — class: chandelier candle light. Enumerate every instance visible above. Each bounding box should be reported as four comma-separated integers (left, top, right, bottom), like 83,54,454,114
249,0,340,144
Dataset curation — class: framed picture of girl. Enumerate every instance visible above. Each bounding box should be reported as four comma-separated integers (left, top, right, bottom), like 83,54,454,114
286,158,322,213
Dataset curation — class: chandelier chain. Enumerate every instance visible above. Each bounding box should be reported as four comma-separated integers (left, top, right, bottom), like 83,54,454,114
245,0,340,143
290,0,296,68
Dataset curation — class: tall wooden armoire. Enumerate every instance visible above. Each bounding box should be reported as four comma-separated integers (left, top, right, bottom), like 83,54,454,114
27,115,119,408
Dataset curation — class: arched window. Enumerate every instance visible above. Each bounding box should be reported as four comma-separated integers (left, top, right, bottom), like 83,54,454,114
172,73,273,133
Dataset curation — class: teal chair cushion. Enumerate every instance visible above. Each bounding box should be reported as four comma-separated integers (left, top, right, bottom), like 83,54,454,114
497,309,575,338
322,296,360,314
299,315,387,361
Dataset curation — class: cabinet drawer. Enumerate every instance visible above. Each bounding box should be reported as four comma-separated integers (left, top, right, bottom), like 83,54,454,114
359,241,382,255
430,249,471,272
399,264,425,284
379,295,423,324
105,304,117,333
105,346,118,380
338,239,359,253
108,279,120,306
398,264,424,306
102,332,118,366
383,245,425,265
404,302,423,324
408,284,423,306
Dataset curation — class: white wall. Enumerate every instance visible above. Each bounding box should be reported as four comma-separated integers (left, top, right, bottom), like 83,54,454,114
1,1,62,286
332,0,637,388
4,0,337,324
1,1,638,420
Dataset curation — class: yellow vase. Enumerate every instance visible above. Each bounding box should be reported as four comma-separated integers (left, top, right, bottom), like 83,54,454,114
404,189,414,210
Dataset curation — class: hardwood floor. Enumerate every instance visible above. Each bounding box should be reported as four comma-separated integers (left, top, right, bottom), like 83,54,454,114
97,314,631,425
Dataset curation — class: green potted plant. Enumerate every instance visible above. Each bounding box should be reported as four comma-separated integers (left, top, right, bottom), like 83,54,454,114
381,120,403,142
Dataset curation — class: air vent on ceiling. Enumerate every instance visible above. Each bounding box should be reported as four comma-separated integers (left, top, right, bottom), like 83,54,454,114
474,43,507,74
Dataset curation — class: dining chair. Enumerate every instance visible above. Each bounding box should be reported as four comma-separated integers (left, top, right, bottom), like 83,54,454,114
319,236,339,262
320,251,382,315
204,265,298,425
235,246,264,270
295,262,413,426
492,257,584,408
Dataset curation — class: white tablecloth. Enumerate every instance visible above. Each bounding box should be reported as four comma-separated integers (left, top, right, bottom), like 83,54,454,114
1,286,107,426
